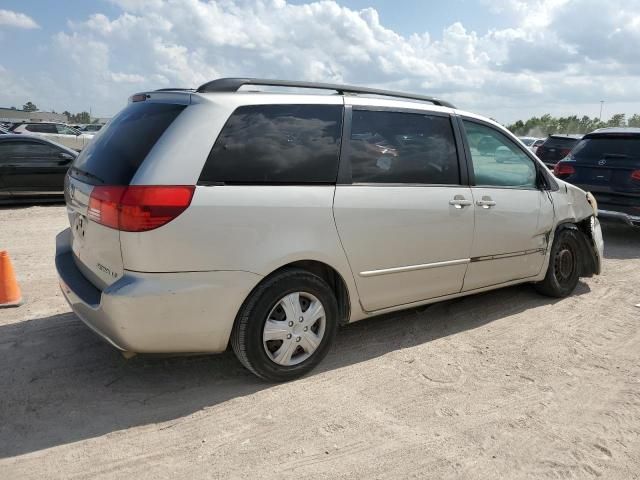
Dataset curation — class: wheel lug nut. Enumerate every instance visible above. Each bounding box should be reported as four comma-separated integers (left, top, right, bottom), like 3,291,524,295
299,317,304,323
296,337,301,342
304,326,308,331
287,334,292,339
288,321,294,327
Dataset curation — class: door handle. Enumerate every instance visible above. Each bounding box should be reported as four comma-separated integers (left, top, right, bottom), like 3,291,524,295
449,196,473,209
476,196,496,208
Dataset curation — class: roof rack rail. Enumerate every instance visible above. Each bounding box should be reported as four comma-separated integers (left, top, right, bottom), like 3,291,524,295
154,88,195,92
195,78,455,108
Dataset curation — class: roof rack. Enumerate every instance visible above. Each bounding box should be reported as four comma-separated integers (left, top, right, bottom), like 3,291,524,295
195,78,455,109
154,88,195,92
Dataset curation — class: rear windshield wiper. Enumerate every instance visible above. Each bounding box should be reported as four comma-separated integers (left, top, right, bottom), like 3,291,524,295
70,167,105,184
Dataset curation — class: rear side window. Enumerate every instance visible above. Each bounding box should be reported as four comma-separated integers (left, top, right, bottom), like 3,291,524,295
199,105,343,184
349,110,459,184
71,102,185,185
571,136,640,160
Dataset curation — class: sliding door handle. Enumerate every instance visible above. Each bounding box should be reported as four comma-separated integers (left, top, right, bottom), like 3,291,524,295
476,196,496,208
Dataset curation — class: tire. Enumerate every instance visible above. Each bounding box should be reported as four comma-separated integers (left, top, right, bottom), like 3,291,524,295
535,228,581,298
231,268,338,382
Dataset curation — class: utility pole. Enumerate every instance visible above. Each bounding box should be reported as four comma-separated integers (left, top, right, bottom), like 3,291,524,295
599,100,604,121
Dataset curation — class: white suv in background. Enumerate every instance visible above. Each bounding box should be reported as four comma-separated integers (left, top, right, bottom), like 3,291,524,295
55,78,603,381
11,122,93,151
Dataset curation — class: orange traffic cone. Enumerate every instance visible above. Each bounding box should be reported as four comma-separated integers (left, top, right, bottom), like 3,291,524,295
0,251,22,308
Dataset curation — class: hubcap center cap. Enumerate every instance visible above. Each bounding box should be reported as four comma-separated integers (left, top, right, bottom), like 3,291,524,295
557,249,573,278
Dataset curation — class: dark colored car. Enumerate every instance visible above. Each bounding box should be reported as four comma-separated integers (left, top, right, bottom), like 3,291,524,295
536,134,583,167
0,134,77,201
554,128,640,227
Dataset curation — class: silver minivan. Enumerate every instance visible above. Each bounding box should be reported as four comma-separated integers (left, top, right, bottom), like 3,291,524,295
56,78,604,381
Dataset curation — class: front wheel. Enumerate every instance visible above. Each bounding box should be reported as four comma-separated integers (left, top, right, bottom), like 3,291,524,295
535,228,581,298
231,269,338,382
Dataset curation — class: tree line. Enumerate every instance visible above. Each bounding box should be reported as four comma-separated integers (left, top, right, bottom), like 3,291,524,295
506,113,640,137
17,101,94,124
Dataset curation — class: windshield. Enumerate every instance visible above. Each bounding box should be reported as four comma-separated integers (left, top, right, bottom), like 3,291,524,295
519,138,535,146
571,136,640,159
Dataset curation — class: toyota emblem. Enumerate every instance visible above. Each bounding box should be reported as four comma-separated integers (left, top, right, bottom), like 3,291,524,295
598,159,607,166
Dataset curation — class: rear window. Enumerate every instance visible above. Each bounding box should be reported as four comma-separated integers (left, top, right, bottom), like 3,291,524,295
571,136,640,159
544,136,580,148
71,102,185,185
199,104,343,184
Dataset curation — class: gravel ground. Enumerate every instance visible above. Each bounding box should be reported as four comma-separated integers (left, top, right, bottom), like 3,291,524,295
1,205,639,479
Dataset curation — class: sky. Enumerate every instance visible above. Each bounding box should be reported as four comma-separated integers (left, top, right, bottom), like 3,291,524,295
1,0,639,124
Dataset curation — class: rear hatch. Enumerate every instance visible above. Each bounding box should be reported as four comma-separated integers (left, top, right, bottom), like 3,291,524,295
537,136,580,165
65,99,188,289
567,133,640,209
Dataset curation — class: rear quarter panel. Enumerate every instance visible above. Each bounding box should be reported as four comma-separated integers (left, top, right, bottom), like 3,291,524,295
119,185,361,317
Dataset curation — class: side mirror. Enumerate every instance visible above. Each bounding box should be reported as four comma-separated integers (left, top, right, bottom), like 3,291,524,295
58,152,75,163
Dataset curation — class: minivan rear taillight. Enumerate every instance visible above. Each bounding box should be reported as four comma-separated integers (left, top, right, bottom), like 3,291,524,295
631,170,640,182
88,186,195,232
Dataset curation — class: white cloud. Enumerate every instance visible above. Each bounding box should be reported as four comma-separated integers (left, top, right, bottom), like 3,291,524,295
3,0,640,122
0,9,39,29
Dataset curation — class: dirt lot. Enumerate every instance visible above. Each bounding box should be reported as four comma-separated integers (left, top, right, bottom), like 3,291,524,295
1,205,639,479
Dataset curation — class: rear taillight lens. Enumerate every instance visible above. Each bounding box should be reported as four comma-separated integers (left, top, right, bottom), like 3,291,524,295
553,163,576,177
88,186,126,229
631,170,640,182
88,185,195,232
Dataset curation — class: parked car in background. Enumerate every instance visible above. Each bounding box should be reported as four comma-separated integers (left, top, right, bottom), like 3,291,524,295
536,134,583,167
81,124,103,133
55,78,603,382
0,134,77,201
0,126,11,135
554,127,640,227
9,122,93,151
518,136,544,153
531,138,545,153
518,137,545,154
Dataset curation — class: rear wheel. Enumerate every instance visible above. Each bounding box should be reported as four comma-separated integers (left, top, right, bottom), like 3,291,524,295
231,269,338,382
535,228,581,297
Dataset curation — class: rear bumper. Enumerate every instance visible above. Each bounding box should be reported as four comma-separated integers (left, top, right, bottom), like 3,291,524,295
598,209,640,227
55,228,262,353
